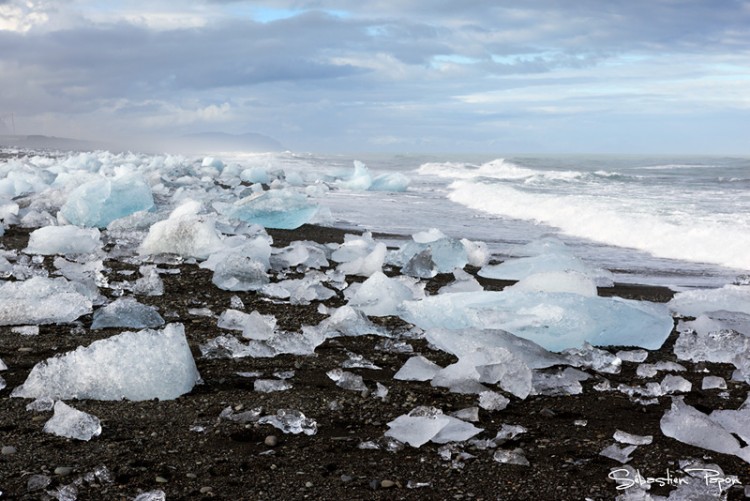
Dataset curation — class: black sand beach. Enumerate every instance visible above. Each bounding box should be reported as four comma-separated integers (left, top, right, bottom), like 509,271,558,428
0,224,748,500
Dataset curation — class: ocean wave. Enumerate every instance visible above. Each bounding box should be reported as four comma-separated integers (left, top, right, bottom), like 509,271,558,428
447,180,750,272
417,158,607,185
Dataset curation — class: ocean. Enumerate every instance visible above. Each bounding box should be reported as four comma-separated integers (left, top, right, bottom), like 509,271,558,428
226,151,750,290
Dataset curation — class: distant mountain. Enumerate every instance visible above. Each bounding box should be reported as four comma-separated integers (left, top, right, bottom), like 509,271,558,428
0,134,109,152
169,132,284,153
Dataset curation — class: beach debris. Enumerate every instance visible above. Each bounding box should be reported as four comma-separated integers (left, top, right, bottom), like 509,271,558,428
0,276,93,326
25,225,102,256
60,173,154,228
12,324,200,401
385,406,483,448
44,401,101,441
258,409,318,435
90,297,165,330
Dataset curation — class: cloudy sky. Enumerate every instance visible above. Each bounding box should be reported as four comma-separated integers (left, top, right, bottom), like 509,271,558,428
1,0,749,153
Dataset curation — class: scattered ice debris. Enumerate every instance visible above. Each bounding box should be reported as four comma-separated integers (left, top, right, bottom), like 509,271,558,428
394,228,469,277
139,200,224,259
133,490,167,501
25,226,102,256
26,397,55,412
270,240,329,270
660,374,692,394
337,241,387,277
264,273,336,304
614,430,653,446
218,309,277,340
341,351,381,370
347,271,423,316
478,391,510,411
599,443,637,464
635,361,686,378
219,406,263,424
401,290,673,352
13,324,200,401
561,343,622,374
375,339,415,354
258,409,318,435
438,268,484,294
187,307,214,317
478,238,614,287
0,276,93,325
394,355,441,382
327,369,368,392
616,349,649,364
673,318,750,382
385,406,483,448
59,173,154,228
91,297,165,329
218,189,318,230
43,401,102,441
11,325,39,336
254,379,293,393
531,368,589,396
702,376,727,390
492,449,530,466
660,397,750,464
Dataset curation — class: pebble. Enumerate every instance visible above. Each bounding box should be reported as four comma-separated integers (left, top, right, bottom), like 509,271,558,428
155,476,168,483
200,486,213,494
54,466,73,476
186,473,198,479
369,479,380,490
381,480,396,489
340,474,353,484
264,435,278,447
305,481,313,488
1,446,17,455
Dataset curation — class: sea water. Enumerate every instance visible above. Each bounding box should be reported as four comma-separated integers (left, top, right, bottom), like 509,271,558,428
231,152,747,290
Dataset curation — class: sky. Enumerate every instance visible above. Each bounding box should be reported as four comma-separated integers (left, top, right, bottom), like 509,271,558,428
1,0,749,154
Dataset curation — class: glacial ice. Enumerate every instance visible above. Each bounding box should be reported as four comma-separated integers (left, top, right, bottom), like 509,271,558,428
254,379,293,393
25,226,102,256
211,254,269,291
0,277,93,325
44,401,102,441
347,271,422,316
508,271,598,297
91,297,165,330
369,172,410,192
336,161,372,191
385,406,483,447
394,355,442,381
562,343,622,374
660,374,692,394
531,368,589,396
401,290,673,352
673,324,750,382
669,284,750,318
139,201,224,259
599,443,637,464
337,242,387,277
438,269,484,294
258,409,318,435
219,189,318,230
478,391,510,411
395,229,469,276
492,449,530,466
12,324,200,401
613,430,653,446
218,309,276,340
313,305,386,338
59,173,154,228
327,369,368,392
270,241,329,270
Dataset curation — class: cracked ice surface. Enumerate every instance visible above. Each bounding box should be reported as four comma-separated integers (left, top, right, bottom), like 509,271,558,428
12,324,200,401
0,276,92,326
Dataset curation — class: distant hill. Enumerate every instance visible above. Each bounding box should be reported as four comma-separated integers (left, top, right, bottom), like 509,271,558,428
0,135,109,152
167,132,285,154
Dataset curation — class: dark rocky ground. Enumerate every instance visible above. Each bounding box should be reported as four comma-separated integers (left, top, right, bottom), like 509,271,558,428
0,224,748,500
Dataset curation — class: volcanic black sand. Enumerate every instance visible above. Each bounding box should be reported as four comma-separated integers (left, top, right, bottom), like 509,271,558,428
0,224,748,500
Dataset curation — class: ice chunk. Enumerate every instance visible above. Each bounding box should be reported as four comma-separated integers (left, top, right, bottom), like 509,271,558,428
461,238,489,268
336,160,372,190
338,242,387,277
315,305,386,338
613,430,653,445
370,172,410,192
139,200,224,259
218,309,276,340
44,401,101,441
212,254,269,291
327,369,368,392
134,265,164,296
402,248,437,278
385,406,482,447
11,325,39,336
270,241,329,270
396,230,469,275
531,368,589,396
562,343,622,374
25,226,102,256
240,166,269,184
669,284,750,318
0,277,92,325
431,347,532,398
219,189,318,230
12,324,200,401
508,271,598,297
478,391,510,411
133,490,166,501
673,326,750,382
401,290,673,352
599,443,637,464
616,349,649,363
493,449,530,466
341,351,380,369
660,374,692,394
702,376,727,390
0,357,6,370
60,174,154,228
439,269,484,294
660,397,750,462
709,395,750,444
347,271,422,316
636,361,686,378
394,356,442,381
254,379,292,393
258,409,317,435
91,297,165,330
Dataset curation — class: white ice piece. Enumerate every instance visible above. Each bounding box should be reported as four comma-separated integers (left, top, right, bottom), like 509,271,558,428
60,173,154,228
397,230,469,276
91,297,165,330
12,324,200,401
220,189,318,230
139,200,224,259
347,271,421,316
508,270,598,297
394,356,442,381
43,401,102,441
336,160,372,190
613,430,653,446
385,406,482,447
258,409,317,435
25,226,102,256
338,242,387,277
369,172,410,192
0,277,92,326
669,284,750,318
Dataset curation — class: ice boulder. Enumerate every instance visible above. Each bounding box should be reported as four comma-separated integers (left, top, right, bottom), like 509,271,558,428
25,226,102,256
12,324,200,401
211,254,269,292
401,290,673,352
507,271,598,297
60,173,154,228
219,189,318,230
369,172,410,192
338,242,387,277
139,200,224,259
44,401,102,441
0,277,93,325
336,161,372,191
91,297,165,330
347,271,423,316
385,406,483,447
395,229,469,277
669,284,750,318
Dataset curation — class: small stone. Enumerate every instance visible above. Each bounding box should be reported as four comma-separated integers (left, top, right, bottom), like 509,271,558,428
381,480,396,489
369,479,380,490
185,473,197,479
54,466,73,476
264,435,278,447
305,481,313,488
1,446,17,455
200,486,212,494
155,476,168,484
539,407,556,418
340,474,353,483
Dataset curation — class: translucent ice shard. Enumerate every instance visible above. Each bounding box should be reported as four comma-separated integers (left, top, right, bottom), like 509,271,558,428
25,226,102,256
396,229,469,275
613,430,653,446
258,409,317,435
493,449,530,466
599,443,637,464
44,401,102,441
369,172,410,192
254,379,292,393
347,271,422,316
385,406,482,448
326,369,368,392
91,297,165,330
394,355,442,381
220,189,318,230
0,277,92,326
13,324,200,401
60,173,154,228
